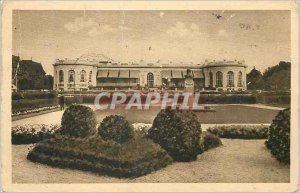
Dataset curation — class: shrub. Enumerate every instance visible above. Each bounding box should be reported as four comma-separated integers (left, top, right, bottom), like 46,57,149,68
59,105,97,138
98,115,134,144
207,125,268,139
148,109,201,162
202,131,222,151
265,108,290,164
12,124,59,144
27,135,172,178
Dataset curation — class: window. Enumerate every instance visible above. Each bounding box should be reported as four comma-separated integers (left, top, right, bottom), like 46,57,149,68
68,70,75,83
147,72,154,87
89,71,92,82
209,72,213,87
216,71,223,87
59,70,64,82
238,71,243,87
227,71,234,87
80,70,86,82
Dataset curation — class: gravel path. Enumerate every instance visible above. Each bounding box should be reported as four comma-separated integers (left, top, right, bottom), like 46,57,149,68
12,139,289,183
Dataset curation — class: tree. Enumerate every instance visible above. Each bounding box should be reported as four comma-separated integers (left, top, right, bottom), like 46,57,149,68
246,67,263,90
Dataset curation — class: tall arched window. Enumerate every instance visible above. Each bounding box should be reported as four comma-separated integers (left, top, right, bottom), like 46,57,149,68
227,71,234,87
147,72,154,87
68,70,75,83
209,72,213,87
216,71,223,87
80,70,86,82
89,71,92,82
238,71,243,87
59,70,64,82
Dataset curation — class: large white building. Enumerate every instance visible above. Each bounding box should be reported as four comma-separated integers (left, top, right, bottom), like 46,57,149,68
53,54,247,91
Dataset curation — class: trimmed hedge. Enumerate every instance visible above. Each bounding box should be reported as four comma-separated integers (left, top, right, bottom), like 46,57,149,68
12,91,57,100
12,124,59,144
254,92,290,105
98,115,134,144
12,98,59,114
207,125,268,139
148,109,201,162
59,105,97,138
200,95,256,104
27,134,172,178
265,108,290,164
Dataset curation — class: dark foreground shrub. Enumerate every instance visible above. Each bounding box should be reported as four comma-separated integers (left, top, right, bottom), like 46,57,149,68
148,109,201,162
207,125,268,139
98,115,134,144
27,134,172,178
201,131,222,151
265,108,290,164
59,105,97,138
12,124,59,144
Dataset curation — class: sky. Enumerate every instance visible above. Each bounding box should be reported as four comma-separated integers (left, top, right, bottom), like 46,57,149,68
12,10,291,75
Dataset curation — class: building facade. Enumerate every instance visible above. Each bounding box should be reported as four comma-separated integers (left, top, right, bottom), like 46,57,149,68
53,54,247,91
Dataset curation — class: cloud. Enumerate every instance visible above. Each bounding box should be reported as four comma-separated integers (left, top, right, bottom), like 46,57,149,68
64,17,97,32
218,29,227,36
87,25,116,37
65,17,131,37
159,12,165,18
167,22,201,38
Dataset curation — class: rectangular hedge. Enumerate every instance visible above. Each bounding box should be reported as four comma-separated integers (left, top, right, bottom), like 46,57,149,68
12,91,57,100
12,98,59,114
200,95,256,104
206,125,268,139
27,135,172,178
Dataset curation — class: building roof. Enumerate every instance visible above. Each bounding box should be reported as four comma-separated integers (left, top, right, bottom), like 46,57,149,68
53,54,247,69
202,60,247,68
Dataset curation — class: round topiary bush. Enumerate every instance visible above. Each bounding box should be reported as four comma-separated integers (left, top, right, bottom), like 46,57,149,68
59,105,97,138
202,131,222,151
265,108,290,164
148,109,201,162
98,115,134,143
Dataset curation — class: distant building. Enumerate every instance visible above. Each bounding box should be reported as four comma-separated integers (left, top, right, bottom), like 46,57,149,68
53,54,247,91
12,55,53,90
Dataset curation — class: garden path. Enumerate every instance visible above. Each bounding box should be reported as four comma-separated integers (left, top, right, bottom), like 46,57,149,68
12,139,289,183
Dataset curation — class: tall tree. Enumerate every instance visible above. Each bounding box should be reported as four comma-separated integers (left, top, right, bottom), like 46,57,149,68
247,67,263,90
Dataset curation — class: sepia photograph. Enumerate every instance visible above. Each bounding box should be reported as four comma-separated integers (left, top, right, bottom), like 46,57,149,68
1,1,299,192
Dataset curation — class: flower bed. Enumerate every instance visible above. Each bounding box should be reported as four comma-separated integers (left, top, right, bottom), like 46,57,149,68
12,105,60,117
27,134,172,178
207,125,268,139
12,123,151,145
12,124,59,144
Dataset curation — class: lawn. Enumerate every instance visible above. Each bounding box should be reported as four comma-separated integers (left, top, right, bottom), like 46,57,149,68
12,139,289,183
12,104,279,127
94,105,280,124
